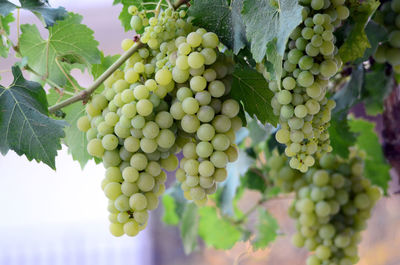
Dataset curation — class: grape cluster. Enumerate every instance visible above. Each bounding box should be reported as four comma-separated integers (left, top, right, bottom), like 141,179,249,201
270,0,350,172
374,0,400,73
268,149,382,265
77,6,241,236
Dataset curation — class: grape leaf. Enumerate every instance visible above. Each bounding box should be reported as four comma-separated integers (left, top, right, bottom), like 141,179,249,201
354,21,388,64
19,12,101,88
247,117,273,146
328,117,358,158
252,208,279,250
91,53,120,79
63,103,91,169
231,64,278,126
332,64,364,116
162,184,187,225
349,118,391,193
0,0,16,16
113,0,167,31
180,203,198,254
19,0,67,27
338,0,380,63
0,66,66,169
198,206,242,249
189,0,247,54
241,0,303,68
0,13,14,58
362,64,393,116
218,149,254,216
241,168,267,193
161,194,180,225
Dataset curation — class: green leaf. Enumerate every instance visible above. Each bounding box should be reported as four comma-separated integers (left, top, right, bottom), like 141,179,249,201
189,0,247,54
339,0,380,63
349,118,391,193
19,0,67,27
241,0,303,65
198,206,242,249
252,208,279,250
113,0,166,31
354,20,388,64
180,203,198,254
328,117,357,158
247,117,273,146
0,66,66,169
362,64,393,116
162,194,180,225
0,13,14,58
332,64,364,116
0,1,17,16
63,103,92,168
19,12,100,88
218,149,254,216
91,53,120,79
231,64,278,126
241,169,267,193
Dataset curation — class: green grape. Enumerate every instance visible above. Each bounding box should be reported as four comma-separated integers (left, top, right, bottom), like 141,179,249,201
155,68,172,85
196,141,214,158
129,193,147,211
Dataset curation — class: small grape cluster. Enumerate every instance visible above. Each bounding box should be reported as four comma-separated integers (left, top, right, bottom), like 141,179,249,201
77,6,241,237
374,0,400,73
268,149,382,265
270,0,350,172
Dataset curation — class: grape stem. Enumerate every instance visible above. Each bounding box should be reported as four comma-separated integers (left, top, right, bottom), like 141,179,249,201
48,42,144,113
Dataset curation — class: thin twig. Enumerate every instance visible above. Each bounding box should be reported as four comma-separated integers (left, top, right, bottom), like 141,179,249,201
165,0,173,9
48,42,145,113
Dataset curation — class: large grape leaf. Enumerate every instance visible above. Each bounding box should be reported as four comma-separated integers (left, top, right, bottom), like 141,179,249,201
180,203,198,254
252,208,279,250
241,0,303,81
0,13,14,58
349,118,391,193
338,0,380,63
332,64,364,116
0,1,17,16
19,12,100,88
189,0,247,54
354,20,388,64
328,117,358,158
162,184,187,225
218,149,254,216
0,66,66,169
198,206,242,249
362,64,393,116
241,168,267,193
231,64,278,126
19,0,67,27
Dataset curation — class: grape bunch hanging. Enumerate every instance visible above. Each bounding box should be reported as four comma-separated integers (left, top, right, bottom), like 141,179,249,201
270,0,350,173
269,149,382,265
77,6,242,237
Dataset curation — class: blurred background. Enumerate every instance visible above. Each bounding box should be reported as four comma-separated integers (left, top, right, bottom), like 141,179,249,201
0,1,399,265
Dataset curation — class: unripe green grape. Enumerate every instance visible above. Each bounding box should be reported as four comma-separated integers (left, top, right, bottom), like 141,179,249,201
208,80,225,97
137,172,155,192
110,223,124,237
182,97,200,114
201,48,217,65
210,151,228,168
102,134,119,150
115,195,130,212
188,52,205,69
195,91,212,106
202,32,219,48
190,76,207,92
157,129,175,149
155,68,172,85
197,106,215,122
104,182,122,200
136,99,153,116
129,193,147,211
87,139,105,158
77,116,91,132
121,181,138,196
196,141,214,158
190,187,206,200
221,99,240,118
160,154,179,171
181,114,200,133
